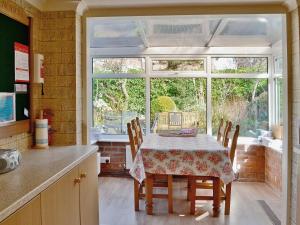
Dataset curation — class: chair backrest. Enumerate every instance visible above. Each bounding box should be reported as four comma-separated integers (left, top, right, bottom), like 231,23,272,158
136,117,143,143
222,121,232,147
131,119,140,146
127,122,139,161
217,118,224,142
229,125,240,163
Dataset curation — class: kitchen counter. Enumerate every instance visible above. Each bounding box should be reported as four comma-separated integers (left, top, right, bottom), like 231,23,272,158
0,145,98,223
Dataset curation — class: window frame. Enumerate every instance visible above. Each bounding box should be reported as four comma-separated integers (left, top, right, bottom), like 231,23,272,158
90,54,275,139
92,56,147,77
210,56,269,76
150,57,207,76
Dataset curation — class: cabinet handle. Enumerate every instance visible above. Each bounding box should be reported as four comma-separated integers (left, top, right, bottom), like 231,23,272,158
80,172,87,178
74,178,81,184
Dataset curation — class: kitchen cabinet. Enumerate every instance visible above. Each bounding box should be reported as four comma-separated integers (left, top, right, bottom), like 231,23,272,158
41,153,99,225
0,196,41,225
41,166,81,225
79,154,99,225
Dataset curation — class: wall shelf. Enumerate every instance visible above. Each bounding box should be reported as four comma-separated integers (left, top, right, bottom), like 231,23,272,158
0,120,30,139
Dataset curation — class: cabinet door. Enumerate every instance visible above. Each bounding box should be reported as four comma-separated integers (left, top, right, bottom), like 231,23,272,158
79,154,99,225
0,195,41,225
41,167,80,225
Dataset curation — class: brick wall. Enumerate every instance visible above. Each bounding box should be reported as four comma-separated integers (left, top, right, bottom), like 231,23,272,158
96,141,129,176
236,144,265,182
265,147,282,193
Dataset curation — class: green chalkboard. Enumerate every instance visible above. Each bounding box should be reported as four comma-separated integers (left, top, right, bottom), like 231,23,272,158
0,13,29,121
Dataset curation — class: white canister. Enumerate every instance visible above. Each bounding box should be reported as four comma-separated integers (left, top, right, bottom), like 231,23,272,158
35,119,48,148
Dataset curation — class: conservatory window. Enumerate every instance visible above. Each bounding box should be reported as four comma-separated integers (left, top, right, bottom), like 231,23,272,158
274,77,283,125
274,57,283,75
92,58,145,74
90,56,280,138
150,78,207,133
211,78,269,137
274,56,283,125
93,78,146,135
152,59,205,72
211,57,268,74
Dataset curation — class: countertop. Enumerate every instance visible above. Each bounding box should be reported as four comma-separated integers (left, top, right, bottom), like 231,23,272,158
0,145,98,223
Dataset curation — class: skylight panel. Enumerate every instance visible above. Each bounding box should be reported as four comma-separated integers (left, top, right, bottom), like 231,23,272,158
153,24,203,34
220,20,267,36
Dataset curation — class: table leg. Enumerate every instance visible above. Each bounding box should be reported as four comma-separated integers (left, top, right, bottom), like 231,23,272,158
145,174,153,215
213,177,221,217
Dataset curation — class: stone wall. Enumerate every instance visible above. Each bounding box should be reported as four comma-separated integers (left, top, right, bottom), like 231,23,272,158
38,11,81,145
0,133,32,152
0,1,82,147
0,0,40,150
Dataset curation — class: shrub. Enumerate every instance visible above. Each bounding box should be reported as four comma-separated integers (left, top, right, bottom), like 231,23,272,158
151,96,176,119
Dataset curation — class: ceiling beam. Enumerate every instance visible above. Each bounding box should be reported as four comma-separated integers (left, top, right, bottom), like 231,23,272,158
205,19,226,47
136,21,150,48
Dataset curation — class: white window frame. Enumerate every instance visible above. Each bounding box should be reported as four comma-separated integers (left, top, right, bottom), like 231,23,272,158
273,56,284,125
92,56,147,77
90,54,274,139
150,57,207,76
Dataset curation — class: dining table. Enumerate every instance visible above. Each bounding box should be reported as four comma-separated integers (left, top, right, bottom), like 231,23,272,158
129,133,235,216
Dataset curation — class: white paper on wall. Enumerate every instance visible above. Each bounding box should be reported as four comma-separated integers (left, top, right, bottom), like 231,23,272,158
14,42,29,83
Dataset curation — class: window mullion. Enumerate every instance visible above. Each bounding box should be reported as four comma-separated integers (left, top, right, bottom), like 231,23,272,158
145,56,151,135
207,56,212,135
268,56,275,128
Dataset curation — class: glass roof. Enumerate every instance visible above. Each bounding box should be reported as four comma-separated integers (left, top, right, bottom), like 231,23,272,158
88,15,282,48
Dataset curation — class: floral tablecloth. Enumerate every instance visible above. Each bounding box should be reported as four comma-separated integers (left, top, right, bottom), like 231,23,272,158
129,134,235,185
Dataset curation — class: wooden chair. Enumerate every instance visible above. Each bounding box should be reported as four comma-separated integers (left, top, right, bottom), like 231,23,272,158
189,125,240,215
136,117,143,143
131,118,143,147
127,123,173,213
222,121,232,147
216,118,224,142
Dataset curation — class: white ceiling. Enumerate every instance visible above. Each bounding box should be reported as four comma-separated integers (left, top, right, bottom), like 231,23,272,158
26,0,296,11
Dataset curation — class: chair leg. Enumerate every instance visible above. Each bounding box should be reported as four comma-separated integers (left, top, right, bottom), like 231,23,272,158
167,175,173,213
134,180,140,211
187,177,191,201
190,176,196,215
225,183,232,215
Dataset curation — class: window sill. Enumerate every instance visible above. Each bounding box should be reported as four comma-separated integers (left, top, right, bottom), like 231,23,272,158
236,136,282,152
91,135,129,143
237,137,260,145
261,137,283,153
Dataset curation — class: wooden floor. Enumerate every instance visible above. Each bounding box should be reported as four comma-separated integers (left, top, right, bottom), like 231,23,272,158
99,177,281,225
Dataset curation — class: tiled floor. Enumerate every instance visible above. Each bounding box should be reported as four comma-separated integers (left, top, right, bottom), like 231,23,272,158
99,177,281,225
